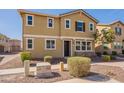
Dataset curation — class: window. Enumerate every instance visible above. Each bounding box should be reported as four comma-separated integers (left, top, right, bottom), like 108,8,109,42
48,18,54,28
65,19,71,29
26,38,34,50
113,42,122,49
75,21,85,32
115,27,122,35
82,42,86,50
26,15,33,26
87,42,92,50
75,40,92,51
45,39,56,50
76,41,81,50
89,23,94,31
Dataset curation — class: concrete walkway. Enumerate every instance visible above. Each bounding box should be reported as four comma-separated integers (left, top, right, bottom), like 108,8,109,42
0,64,67,76
93,61,124,70
56,78,119,83
0,53,19,65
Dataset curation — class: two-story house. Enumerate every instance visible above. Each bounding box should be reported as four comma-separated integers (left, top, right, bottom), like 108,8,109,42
0,33,21,53
18,9,98,58
96,20,124,54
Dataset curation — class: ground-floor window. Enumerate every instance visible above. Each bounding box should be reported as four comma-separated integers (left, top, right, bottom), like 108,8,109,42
26,38,34,50
75,40,92,51
45,39,56,50
113,42,122,49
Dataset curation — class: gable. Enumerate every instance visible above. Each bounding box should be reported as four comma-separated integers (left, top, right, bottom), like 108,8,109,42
110,21,124,26
60,9,99,23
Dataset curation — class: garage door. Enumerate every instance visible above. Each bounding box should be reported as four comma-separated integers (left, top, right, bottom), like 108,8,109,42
0,45,4,53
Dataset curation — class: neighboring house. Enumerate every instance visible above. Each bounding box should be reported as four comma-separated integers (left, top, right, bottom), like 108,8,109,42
0,33,21,53
18,9,98,58
96,20,124,54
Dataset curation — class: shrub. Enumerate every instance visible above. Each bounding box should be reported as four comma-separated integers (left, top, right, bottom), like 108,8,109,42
103,51,108,55
112,51,117,55
111,55,116,60
96,52,102,57
44,56,52,63
102,55,111,62
122,50,124,54
67,57,91,77
20,52,31,62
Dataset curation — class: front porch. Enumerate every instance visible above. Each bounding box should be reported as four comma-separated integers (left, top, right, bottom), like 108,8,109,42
62,38,95,57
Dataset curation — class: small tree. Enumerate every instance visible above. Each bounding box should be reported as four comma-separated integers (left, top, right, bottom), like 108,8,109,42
101,29,115,43
93,29,102,43
94,28,115,44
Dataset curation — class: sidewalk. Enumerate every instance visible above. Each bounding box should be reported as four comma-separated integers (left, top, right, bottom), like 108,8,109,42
0,64,67,76
55,78,120,83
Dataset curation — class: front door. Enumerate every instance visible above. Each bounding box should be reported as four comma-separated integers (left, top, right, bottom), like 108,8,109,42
64,41,71,57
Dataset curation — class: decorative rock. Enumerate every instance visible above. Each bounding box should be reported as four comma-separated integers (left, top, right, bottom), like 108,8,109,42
36,62,52,78
24,60,30,77
59,62,64,71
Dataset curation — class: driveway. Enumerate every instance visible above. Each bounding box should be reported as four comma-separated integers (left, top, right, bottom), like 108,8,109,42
92,61,124,70
0,53,19,65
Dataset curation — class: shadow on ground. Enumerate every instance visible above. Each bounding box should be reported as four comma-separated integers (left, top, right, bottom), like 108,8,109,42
83,72,110,82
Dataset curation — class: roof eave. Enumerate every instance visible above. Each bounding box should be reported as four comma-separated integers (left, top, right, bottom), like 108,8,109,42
60,9,99,23
17,9,60,18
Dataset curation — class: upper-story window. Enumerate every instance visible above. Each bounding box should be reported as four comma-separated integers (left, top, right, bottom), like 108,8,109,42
65,19,71,29
115,27,122,35
26,15,34,26
47,18,54,28
75,21,85,32
89,23,94,31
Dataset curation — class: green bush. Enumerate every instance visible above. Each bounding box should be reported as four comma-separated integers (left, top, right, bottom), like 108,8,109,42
111,55,116,60
103,51,108,55
67,57,91,77
44,56,52,63
112,51,117,55
102,55,111,62
20,52,31,62
122,50,124,54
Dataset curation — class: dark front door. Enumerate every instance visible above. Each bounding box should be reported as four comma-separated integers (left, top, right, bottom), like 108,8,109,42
64,41,70,57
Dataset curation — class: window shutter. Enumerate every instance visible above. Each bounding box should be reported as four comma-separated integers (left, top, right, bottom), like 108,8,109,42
115,27,117,35
75,21,77,31
83,22,85,32
119,28,122,35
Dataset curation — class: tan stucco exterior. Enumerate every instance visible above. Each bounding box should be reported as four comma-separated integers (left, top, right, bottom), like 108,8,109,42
96,21,124,54
19,9,98,58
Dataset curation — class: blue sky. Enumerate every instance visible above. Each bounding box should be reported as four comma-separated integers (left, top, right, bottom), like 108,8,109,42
0,9,124,40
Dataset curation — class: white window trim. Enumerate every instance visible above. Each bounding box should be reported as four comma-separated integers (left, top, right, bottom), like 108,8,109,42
45,39,56,50
89,22,94,31
47,17,54,28
65,19,71,29
26,38,34,50
76,20,84,32
86,41,92,51
26,14,34,26
75,40,92,52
